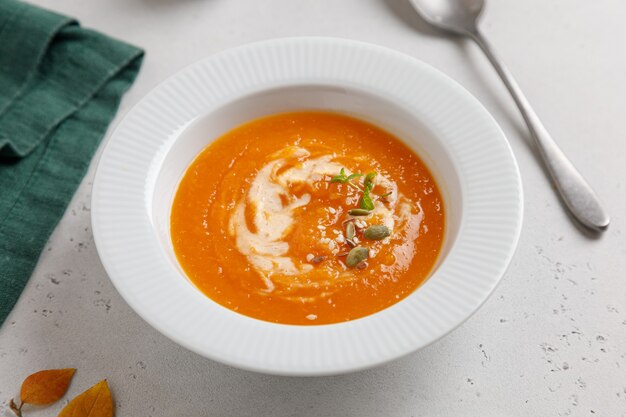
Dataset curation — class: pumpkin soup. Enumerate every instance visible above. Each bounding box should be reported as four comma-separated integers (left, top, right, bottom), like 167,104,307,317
171,111,444,325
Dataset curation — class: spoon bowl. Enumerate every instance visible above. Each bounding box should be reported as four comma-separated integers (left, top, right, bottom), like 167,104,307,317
409,0,484,35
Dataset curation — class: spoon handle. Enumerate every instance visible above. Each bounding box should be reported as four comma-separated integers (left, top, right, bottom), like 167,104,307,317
469,29,609,231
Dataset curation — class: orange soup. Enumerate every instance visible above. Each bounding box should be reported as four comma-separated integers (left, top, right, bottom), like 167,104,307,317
171,112,444,325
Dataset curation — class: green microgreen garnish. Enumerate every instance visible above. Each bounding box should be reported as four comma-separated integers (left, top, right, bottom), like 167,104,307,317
364,172,376,190
330,168,363,191
330,168,363,184
359,191,375,210
359,172,377,210
377,191,392,201
329,168,378,211
329,168,346,183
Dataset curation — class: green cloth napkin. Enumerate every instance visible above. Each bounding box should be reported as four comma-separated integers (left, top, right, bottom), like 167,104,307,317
0,0,143,324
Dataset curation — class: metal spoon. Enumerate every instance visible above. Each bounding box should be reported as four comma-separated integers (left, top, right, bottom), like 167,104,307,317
409,0,609,232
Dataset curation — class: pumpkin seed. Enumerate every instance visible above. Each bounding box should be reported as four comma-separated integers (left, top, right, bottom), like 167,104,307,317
363,225,391,240
345,222,355,240
345,246,369,267
348,208,371,216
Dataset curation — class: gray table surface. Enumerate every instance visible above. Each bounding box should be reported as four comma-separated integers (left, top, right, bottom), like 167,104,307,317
1,0,625,416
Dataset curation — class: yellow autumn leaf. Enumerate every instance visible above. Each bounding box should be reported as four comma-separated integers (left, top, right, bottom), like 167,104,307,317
58,380,113,417
20,368,76,405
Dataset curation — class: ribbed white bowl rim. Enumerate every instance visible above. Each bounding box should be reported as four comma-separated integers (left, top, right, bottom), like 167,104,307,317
92,37,523,376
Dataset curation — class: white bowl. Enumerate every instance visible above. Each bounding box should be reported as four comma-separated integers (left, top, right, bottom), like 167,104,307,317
92,37,523,376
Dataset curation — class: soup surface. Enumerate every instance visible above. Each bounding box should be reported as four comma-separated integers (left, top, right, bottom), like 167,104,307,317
171,112,444,325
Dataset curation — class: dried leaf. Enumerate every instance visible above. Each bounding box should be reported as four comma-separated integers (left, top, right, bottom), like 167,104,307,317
58,380,113,417
20,368,76,406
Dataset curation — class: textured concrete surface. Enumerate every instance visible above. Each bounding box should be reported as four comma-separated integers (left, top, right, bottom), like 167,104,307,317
1,0,625,416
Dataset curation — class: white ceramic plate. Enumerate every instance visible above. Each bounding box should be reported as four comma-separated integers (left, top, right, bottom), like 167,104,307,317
92,37,523,376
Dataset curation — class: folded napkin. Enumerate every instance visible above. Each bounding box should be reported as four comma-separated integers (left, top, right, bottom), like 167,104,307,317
0,0,143,324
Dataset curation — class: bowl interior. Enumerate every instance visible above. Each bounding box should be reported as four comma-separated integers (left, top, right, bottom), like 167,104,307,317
150,84,463,299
